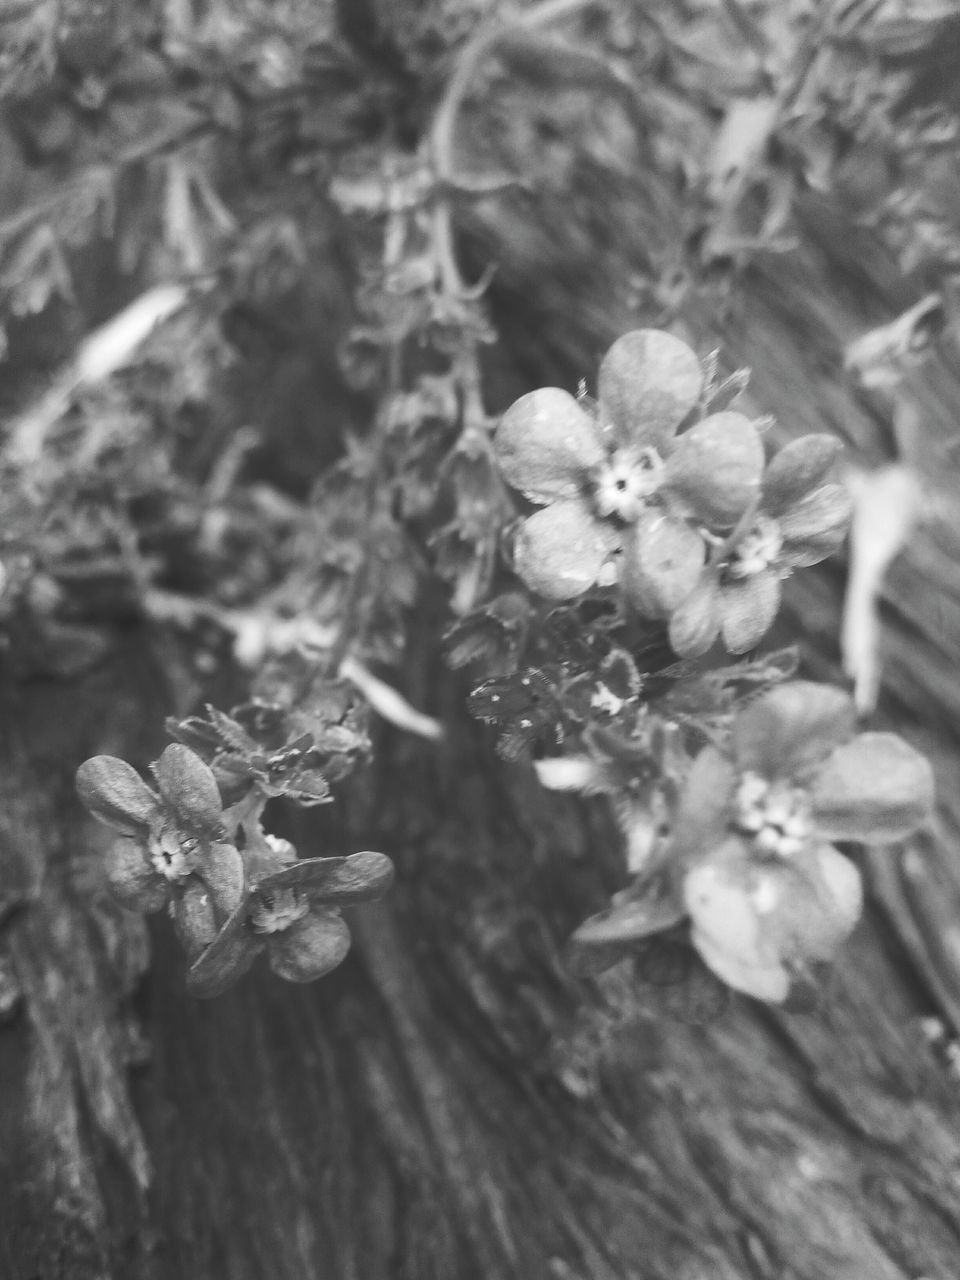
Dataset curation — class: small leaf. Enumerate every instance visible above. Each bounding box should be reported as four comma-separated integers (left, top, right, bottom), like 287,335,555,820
572,886,685,946
256,851,395,903
565,935,636,977
205,705,261,754
468,668,558,728
76,756,159,833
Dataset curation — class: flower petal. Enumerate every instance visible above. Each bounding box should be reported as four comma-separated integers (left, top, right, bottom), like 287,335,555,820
686,839,862,1003
669,747,737,865
173,880,220,962
776,483,852,544
514,499,620,599
719,569,781,654
187,897,259,999
668,571,721,657
155,744,224,836
756,843,863,964
805,843,864,951
76,756,159,834
624,512,705,617
201,841,246,915
684,845,790,1002
256,850,394,903
104,837,167,912
268,909,352,983
664,413,764,527
810,732,935,842
732,681,855,782
778,524,848,568
762,434,844,516
597,329,702,448
495,388,603,503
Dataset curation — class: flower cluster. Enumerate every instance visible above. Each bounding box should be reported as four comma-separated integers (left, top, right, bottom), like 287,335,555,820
559,681,934,1004
493,329,851,657
76,743,392,996
666,683,932,1002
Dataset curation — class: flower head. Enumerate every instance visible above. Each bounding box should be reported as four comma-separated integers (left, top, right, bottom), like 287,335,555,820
670,682,934,1001
494,330,764,609
669,434,852,656
76,745,244,921
185,841,395,996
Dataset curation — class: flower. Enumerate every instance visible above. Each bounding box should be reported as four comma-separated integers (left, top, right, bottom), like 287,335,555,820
76,744,245,936
669,434,852,656
185,839,395,995
670,682,935,1002
494,330,764,610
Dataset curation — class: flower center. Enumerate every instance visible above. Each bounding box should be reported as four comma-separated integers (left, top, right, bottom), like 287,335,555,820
148,825,201,882
250,887,310,934
734,771,813,857
726,515,783,579
592,448,663,522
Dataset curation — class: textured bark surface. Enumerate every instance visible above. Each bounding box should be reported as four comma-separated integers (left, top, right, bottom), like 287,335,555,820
5,6,960,1279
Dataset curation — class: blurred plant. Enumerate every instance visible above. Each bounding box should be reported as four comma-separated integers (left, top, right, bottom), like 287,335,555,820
0,0,937,1017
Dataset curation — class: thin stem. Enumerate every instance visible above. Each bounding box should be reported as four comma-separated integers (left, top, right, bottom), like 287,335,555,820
324,340,404,674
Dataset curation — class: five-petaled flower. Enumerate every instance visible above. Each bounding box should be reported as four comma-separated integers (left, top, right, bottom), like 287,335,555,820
76,745,245,956
494,329,764,613
185,838,395,995
669,682,934,1002
669,434,852,656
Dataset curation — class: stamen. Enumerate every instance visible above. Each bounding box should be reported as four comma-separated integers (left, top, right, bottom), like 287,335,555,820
593,448,664,521
726,515,784,579
734,771,812,858
250,886,310,934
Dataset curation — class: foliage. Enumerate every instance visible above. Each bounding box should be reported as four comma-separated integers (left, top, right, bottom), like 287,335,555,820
0,0,940,1006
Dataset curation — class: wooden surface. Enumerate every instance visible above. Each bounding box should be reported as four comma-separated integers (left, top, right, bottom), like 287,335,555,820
6,5,960,1278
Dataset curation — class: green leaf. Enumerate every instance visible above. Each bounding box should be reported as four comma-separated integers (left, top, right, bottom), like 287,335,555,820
571,884,685,946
